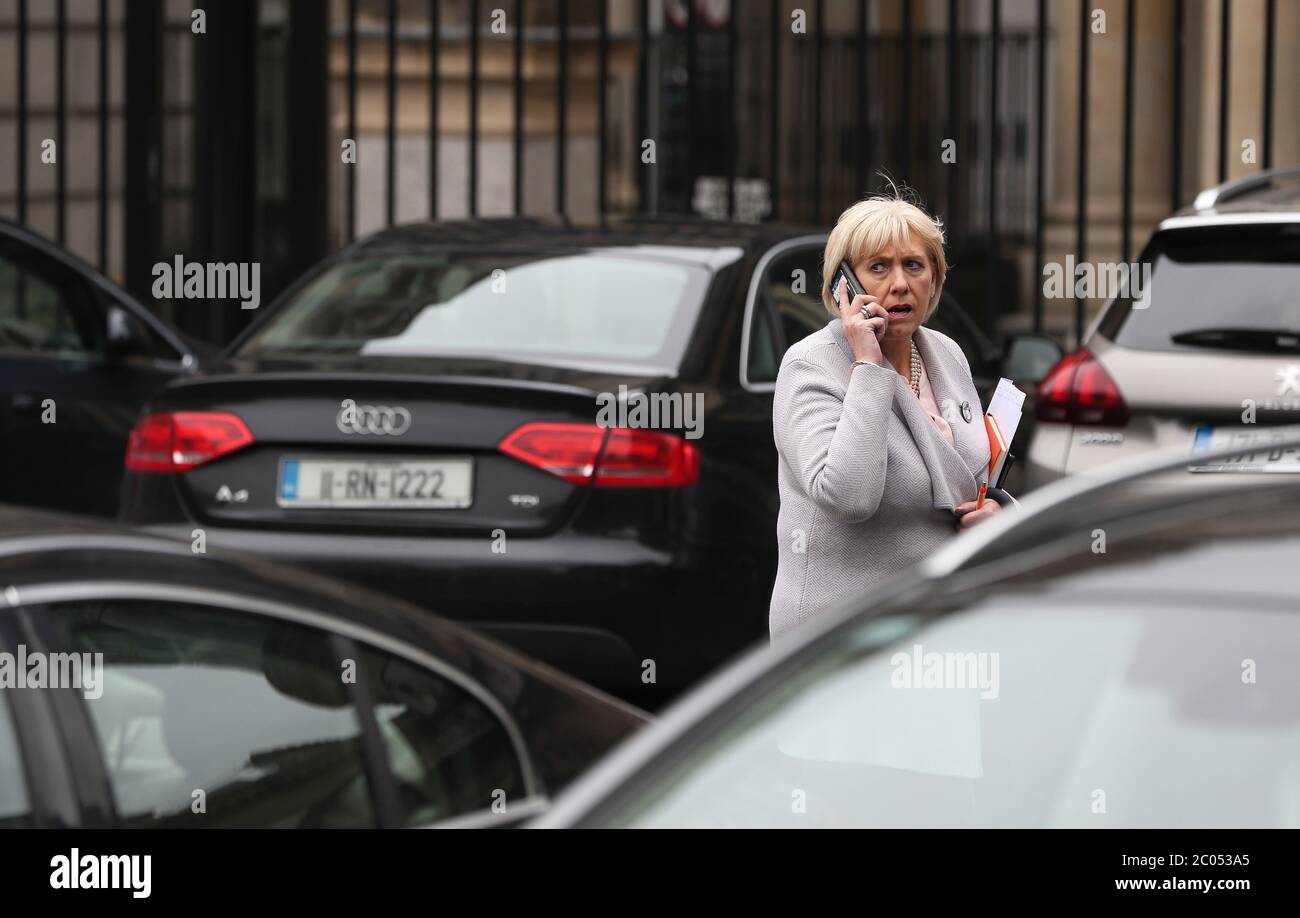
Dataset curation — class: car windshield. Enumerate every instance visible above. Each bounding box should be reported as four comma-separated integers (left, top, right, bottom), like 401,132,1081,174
594,488,1300,828
238,251,713,372
1097,225,1300,354
603,599,1300,828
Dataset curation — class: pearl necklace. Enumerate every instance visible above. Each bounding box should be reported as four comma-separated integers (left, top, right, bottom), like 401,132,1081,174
909,341,922,399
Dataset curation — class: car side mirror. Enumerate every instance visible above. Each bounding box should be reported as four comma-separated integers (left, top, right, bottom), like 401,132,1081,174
1001,333,1063,386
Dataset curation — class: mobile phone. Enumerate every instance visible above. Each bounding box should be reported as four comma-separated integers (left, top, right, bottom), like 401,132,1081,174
832,259,867,302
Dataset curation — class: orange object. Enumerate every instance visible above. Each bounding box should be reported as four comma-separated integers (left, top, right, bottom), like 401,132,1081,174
977,479,988,510
984,414,1009,486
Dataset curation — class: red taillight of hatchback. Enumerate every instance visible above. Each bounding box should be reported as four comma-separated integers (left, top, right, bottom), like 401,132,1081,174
1034,348,1130,426
499,422,699,487
125,412,255,472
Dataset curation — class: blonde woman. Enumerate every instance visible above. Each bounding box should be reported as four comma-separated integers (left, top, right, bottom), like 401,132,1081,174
769,193,1006,639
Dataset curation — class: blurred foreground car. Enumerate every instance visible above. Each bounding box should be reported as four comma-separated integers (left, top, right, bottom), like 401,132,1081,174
1027,165,1300,490
0,506,647,829
117,216,1056,699
534,432,1300,828
0,219,205,517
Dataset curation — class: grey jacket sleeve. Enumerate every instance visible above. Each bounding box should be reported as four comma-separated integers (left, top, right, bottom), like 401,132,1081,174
772,357,898,523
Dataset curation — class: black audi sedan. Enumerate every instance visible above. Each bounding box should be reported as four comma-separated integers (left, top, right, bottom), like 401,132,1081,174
0,218,206,517
0,506,647,829
534,433,1300,828
117,216,1055,699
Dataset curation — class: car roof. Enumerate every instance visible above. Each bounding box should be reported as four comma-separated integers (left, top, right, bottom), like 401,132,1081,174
934,479,1300,607
345,215,827,260
534,430,1300,825
1161,166,1300,228
0,504,640,718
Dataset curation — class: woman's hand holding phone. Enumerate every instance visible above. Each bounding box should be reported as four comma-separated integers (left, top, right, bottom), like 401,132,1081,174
835,274,890,366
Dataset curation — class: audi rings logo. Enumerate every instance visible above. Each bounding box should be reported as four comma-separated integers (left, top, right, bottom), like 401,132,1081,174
337,399,412,436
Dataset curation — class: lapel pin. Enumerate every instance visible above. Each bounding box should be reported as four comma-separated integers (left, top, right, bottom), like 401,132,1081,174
960,400,973,423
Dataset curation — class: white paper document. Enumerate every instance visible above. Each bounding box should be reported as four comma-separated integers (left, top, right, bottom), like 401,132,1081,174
986,378,1026,486
987,378,1026,444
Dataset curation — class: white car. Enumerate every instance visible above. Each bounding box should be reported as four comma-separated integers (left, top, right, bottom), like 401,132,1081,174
1025,165,1300,490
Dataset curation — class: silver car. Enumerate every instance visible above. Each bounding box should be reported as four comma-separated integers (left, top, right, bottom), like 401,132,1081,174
1026,165,1300,491
533,433,1300,828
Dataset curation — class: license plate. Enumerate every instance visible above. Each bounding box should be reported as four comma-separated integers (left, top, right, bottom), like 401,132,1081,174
1188,425,1300,473
277,457,473,508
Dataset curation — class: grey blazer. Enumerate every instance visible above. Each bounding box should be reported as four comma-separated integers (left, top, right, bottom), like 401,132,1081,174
768,320,992,640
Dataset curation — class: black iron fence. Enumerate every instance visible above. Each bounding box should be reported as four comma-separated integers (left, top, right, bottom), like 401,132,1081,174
0,0,1293,347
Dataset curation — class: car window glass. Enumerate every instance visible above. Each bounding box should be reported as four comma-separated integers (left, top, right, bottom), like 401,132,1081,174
759,245,828,351
1096,226,1300,354
36,599,379,828
746,296,780,383
0,239,103,357
238,252,712,373
605,599,1300,828
0,693,33,828
111,304,182,362
355,643,527,826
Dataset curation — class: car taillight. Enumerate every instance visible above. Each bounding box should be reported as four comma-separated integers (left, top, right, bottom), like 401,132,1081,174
499,422,699,487
596,428,701,487
125,412,255,472
498,423,607,484
1034,348,1129,426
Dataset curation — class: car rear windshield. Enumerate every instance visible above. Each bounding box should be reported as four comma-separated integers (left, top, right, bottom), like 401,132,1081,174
238,251,713,372
1095,224,1300,353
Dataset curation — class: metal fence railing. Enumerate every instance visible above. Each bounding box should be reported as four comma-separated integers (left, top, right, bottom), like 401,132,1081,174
0,0,1292,347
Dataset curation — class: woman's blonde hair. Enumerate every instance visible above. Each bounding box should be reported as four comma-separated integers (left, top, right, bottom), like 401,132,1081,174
821,186,948,321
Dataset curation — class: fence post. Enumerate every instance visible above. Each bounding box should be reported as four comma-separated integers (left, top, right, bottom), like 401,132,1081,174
124,0,163,310
191,0,258,342
288,0,329,285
